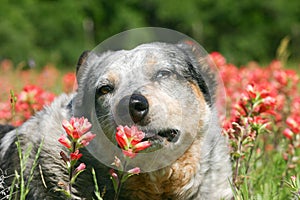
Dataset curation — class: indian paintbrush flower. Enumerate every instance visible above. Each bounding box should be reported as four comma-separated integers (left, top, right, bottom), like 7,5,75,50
58,116,96,198
58,134,72,149
62,117,92,140
111,125,151,200
115,125,151,158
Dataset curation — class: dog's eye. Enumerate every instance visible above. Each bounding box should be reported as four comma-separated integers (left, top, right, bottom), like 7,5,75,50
156,70,172,79
97,85,114,95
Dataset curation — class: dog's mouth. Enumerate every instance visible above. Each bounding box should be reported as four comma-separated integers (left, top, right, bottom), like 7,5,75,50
143,129,180,151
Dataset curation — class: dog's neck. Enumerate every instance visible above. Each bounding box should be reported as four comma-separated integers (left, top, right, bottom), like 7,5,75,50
122,139,202,200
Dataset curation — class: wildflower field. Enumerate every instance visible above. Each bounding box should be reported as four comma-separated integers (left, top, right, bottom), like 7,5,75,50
0,51,299,199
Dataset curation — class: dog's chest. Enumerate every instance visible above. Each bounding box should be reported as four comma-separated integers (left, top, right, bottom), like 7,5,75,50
122,140,201,200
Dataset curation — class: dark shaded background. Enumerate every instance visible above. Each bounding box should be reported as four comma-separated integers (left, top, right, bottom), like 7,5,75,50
1,0,299,68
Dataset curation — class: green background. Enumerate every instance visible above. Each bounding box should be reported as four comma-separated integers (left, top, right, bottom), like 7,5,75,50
1,0,299,67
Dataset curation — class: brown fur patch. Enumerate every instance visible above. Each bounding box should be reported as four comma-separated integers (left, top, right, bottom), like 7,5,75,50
122,139,202,200
189,81,207,133
145,56,158,67
107,72,119,84
188,81,206,107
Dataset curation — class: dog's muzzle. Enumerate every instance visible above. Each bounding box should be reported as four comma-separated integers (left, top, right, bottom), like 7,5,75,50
115,93,180,147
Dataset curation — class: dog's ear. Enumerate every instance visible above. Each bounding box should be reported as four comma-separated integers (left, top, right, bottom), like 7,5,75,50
76,50,90,77
76,50,90,74
177,40,217,106
177,40,207,65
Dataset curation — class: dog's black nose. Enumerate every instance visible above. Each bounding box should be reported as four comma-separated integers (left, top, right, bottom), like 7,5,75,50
129,94,149,123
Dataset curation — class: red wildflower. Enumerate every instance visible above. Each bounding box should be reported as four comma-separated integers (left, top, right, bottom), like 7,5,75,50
112,156,121,168
127,167,140,175
63,72,77,93
274,69,299,87
116,125,151,158
246,84,257,99
268,60,283,70
0,102,12,122
110,169,119,182
15,85,55,122
286,116,300,134
259,96,277,113
283,128,294,140
209,52,227,67
62,117,92,139
60,151,69,163
249,116,268,126
74,163,86,174
0,59,13,72
58,134,72,149
58,116,95,195
18,85,55,108
79,132,96,147
122,149,136,159
70,150,83,161
60,117,96,151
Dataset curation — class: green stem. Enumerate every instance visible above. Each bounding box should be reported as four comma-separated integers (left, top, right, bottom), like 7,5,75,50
68,141,77,198
113,160,127,200
15,139,25,200
114,173,123,200
68,165,73,198
19,154,25,200
245,141,255,175
233,137,242,188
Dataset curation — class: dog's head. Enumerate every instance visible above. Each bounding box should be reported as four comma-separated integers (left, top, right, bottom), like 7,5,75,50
74,42,217,168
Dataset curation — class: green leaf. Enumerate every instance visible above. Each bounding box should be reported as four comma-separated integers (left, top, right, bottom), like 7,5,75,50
25,138,44,196
70,169,85,184
92,168,103,200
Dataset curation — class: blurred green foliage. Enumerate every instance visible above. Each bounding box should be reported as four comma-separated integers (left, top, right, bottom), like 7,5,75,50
0,0,299,67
